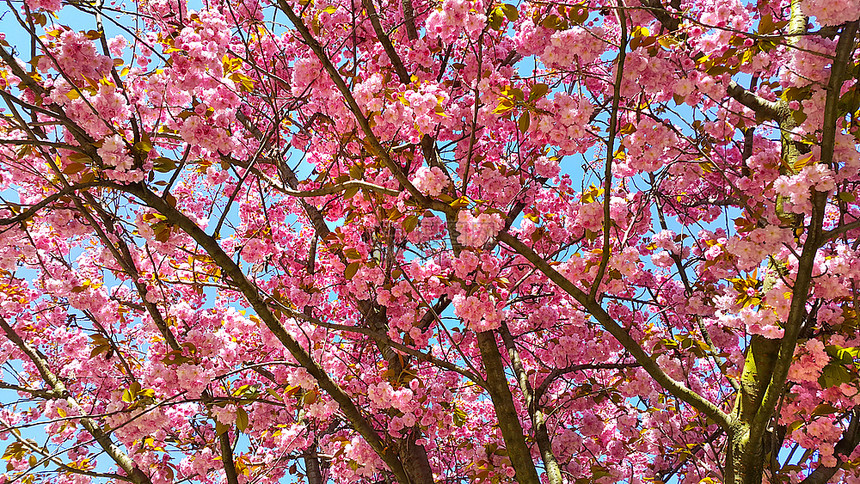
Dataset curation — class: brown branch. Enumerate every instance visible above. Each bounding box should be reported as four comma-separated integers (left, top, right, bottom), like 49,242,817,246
475,330,542,484
276,0,451,215
819,219,860,246
498,323,562,484
11,432,136,482
274,306,488,386
362,0,411,85
70,193,240,484
444,204,540,482
218,431,240,484
534,362,642,402
799,409,860,484
591,0,628,299
751,20,859,440
498,231,732,429
358,0,450,179
0,381,62,399
725,81,785,121
282,180,401,198
0,182,99,226
0,317,152,484
119,183,412,484
304,443,326,484
639,0,785,121
400,0,419,41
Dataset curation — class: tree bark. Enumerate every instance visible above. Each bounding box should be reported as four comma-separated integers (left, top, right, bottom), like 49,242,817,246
476,331,542,484
724,17,859,484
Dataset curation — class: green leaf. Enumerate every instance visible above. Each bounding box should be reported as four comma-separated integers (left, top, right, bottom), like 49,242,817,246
62,162,87,175
791,109,808,126
757,13,787,35
230,72,256,92
488,9,504,30
235,407,249,432
591,465,611,479
2,442,26,461
153,157,177,173
839,89,860,116
134,140,152,153
658,35,680,50
154,222,171,243
342,186,360,199
706,64,731,76
786,419,803,435
507,87,525,101
68,152,92,163
812,403,840,416
402,215,419,233
819,362,854,388
528,83,549,101
90,344,111,359
540,14,567,30
783,85,812,102
452,406,467,426
449,196,470,209
567,4,589,24
344,248,361,260
826,344,860,366
838,192,856,203
500,3,518,21
162,351,191,365
303,389,319,405
518,111,530,133
493,98,515,114
344,262,359,280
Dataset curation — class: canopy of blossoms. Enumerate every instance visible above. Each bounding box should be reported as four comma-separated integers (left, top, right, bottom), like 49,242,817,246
0,0,858,483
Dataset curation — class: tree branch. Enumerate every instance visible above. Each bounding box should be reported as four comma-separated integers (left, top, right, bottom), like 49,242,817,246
0,317,152,484
120,183,413,484
362,0,411,85
752,19,859,439
276,1,450,214
639,0,785,121
534,362,642,402
11,432,136,483
281,180,401,198
799,409,860,484
475,330,542,484
819,218,860,246
498,322,562,484
497,231,733,429
591,0,627,299
0,184,102,227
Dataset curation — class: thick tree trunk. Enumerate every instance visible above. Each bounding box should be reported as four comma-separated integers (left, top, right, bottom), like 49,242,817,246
304,445,324,484
722,318,783,484
725,424,765,484
398,431,435,484
476,331,542,484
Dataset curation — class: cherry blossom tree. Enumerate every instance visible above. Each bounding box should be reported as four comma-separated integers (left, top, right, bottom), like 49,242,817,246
0,0,858,482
